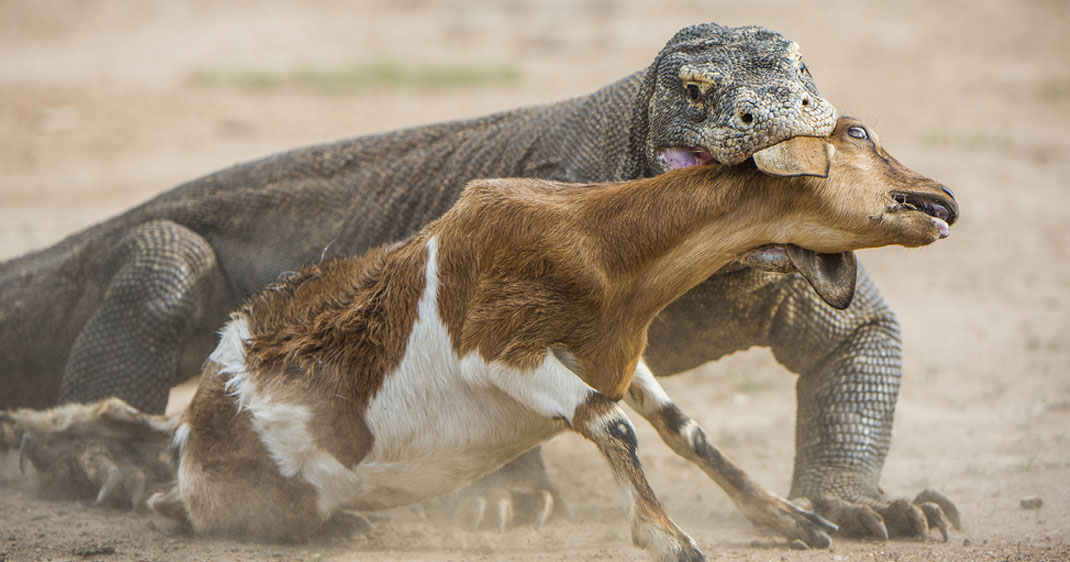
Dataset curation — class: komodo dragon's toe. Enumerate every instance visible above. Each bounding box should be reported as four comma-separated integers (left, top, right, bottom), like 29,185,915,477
794,488,960,542
419,448,568,531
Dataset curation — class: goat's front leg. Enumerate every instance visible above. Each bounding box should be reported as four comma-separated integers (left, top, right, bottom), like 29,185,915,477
625,362,836,548
491,355,704,562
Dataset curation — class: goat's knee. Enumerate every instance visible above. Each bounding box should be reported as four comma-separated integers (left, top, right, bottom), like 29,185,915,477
147,486,190,533
176,457,326,542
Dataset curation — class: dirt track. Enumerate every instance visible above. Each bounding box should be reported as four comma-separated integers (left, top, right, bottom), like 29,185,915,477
2,1,1069,561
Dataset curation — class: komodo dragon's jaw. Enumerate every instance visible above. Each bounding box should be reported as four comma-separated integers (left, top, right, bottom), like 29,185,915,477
644,23,837,171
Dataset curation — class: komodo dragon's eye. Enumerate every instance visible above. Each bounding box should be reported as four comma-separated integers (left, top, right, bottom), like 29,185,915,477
685,83,702,102
847,126,869,140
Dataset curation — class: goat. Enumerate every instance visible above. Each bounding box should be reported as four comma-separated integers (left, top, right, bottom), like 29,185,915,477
9,117,957,561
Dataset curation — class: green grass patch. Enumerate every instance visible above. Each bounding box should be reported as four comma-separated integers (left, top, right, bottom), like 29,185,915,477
193,59,522,92
1037,77,1070,102
921,129,1012,151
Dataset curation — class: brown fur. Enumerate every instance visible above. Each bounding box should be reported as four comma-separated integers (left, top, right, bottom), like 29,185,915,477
242,241,428,469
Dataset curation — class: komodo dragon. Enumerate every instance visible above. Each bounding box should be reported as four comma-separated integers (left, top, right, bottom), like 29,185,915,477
0,23,957,541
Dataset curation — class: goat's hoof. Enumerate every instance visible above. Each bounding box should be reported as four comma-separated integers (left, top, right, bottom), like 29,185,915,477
742,495,836,548
631,519,705,562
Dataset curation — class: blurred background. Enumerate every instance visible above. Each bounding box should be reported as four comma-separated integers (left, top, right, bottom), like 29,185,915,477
1,1,1068,560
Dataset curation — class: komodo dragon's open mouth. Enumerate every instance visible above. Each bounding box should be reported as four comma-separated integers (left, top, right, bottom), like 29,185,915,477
658,147,715,169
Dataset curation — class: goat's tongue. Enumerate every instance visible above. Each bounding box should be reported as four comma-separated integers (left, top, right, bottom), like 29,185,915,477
932,216,951,238
785,245,858,310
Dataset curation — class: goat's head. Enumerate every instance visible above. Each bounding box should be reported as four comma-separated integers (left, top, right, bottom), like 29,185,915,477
737,116,959,308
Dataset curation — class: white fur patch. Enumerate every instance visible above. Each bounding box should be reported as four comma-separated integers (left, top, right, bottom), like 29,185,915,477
172,422,191,453
624,361,674,416
209,315,251,376
352,236,596,511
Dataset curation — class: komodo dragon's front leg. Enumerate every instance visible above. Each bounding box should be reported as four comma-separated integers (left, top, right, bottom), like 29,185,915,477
645,265,960,541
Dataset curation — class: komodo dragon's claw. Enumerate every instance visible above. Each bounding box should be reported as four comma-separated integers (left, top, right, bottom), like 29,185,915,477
796,488,961,542
915,488,962,530
0,411,21,454
419,448,568,532
3,400,175,510
19,432,32,474
421,476,564,532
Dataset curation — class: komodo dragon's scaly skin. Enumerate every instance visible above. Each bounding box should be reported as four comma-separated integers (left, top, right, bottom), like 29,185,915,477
0,23,955,541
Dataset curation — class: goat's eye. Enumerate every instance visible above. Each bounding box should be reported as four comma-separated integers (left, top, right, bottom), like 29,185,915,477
847,126,868,140
685,83,701,102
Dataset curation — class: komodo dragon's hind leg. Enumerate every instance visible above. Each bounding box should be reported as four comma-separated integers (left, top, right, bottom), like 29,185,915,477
57,220,227,414
1,398,175,510
4,220,225,508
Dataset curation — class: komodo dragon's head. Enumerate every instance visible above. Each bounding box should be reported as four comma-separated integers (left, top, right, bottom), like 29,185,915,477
634,23,837,172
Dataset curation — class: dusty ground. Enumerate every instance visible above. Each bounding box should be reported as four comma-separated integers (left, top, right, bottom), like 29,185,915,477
2,1,1069,561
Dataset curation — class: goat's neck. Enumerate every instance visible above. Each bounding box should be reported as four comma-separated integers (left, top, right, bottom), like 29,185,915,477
576,166,785,324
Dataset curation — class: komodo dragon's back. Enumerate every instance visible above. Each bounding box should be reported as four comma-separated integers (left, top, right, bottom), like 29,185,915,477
0,77,649,410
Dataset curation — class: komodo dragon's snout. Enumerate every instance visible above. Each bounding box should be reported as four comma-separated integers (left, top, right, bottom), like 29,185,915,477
647,24,838,170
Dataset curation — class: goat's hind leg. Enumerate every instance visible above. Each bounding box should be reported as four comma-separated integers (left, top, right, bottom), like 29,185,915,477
624,362,836,548
168,374,328,542
491,357,703,562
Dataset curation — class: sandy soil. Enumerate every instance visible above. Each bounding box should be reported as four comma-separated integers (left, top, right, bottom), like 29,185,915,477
2,1,1069,561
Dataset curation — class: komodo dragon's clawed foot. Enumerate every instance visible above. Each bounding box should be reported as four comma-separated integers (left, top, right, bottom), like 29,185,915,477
316,511,373,538
794,488,960,542
1,399,175,510
419,472,563,533
419,447,569,532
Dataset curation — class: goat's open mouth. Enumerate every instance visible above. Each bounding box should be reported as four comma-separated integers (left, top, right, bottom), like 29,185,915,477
658,147,715,170
890,191,959,239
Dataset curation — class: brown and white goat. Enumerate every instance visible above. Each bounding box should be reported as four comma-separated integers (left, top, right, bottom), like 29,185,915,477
145,117,955,560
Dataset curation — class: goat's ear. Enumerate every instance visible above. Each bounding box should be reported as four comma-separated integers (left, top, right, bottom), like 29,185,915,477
753,137,834,178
